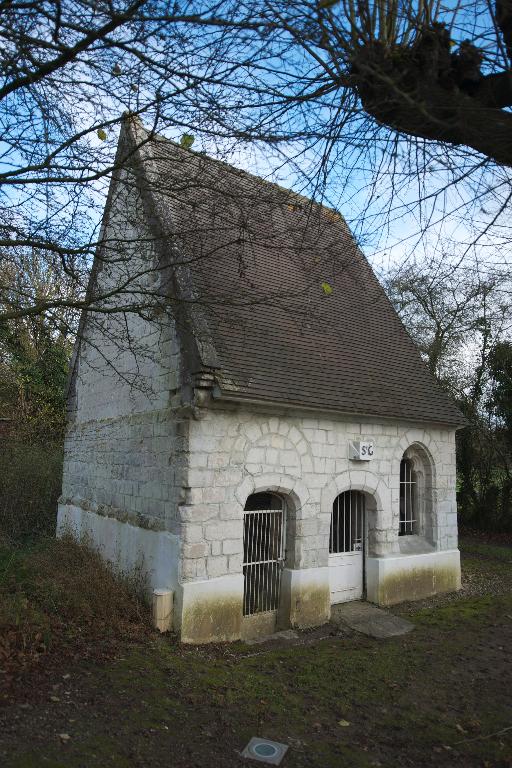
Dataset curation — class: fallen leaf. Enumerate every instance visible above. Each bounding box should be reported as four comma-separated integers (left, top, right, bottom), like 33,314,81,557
338,719,350,727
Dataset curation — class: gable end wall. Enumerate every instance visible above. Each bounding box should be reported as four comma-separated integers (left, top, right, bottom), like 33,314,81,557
58,165,190,593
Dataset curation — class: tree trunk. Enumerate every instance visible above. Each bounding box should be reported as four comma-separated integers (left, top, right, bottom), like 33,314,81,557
351,29,512,167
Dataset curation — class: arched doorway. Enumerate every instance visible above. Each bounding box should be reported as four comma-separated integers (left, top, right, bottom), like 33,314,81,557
243,492,286,622
329,490,366,603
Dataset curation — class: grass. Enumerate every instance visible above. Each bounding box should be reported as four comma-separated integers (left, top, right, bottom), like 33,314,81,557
1,536,512,767
461,540,512,562
0,535,150,675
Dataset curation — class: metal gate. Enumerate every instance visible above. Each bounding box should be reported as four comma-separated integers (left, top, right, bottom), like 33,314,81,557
329,490,365,603
243,494,285,616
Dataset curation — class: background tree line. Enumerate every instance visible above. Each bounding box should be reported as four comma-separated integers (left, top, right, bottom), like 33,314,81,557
386,252,512,532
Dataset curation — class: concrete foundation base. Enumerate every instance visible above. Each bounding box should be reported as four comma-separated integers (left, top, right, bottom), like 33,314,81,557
177,574,244,644
366,549,461,606
241,611,278,641
279,566,331,628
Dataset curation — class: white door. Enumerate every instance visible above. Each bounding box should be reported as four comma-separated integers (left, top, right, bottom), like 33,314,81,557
329,491,365,604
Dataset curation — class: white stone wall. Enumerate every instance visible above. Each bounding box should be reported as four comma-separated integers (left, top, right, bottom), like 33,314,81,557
61,407,186,535
180,405,459,583
60,165,188,540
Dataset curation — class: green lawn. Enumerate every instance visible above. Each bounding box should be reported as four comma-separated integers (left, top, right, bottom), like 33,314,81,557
1,537,511,768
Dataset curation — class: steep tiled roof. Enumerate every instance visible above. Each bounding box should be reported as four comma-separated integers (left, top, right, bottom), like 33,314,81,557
130,121,464,426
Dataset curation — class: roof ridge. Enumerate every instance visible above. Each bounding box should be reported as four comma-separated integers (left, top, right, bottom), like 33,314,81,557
126,115,344,220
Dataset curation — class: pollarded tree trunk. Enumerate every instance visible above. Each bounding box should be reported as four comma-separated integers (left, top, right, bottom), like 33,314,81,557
350,17,512,166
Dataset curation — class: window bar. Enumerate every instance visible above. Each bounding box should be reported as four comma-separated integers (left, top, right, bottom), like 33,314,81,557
409,463,413,533
246,512,251,615
249,511,255,613
342,493,345,552
357,493,360,544
257,512,263,612
336,495,340,553
261,512,266,613
252,512,257,614
265,510,272,611
262,512,266,612
350,490,353,551
338,495,342,553
406,462,409,533
407,462,410,533
276,510,281,608
274,512,278,611
270,511,275,612
243,513,248,615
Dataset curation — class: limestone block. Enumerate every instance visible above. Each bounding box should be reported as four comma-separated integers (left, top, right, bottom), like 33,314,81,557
222,538,243,555
301,455,313,473
247,447,266,464
268,417,280,433
179,504,218,523
189,452,209,468
183,542,209,559
204,520,242,541
296,439,308,455
211,541,222,556
227,554,243,572
244,423,262,442
288,426,303,445
207,555,228,578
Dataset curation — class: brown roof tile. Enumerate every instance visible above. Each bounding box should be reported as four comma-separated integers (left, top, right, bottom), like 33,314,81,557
131,122,464,426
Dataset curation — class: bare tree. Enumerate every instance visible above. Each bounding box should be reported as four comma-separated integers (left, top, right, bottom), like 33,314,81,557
385,251,511,393
1,0,511,334
386,250,512,529
0,0,276,325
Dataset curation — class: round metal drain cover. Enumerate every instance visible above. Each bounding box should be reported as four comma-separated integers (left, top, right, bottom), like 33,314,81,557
242,737,288,765
254,743,278,757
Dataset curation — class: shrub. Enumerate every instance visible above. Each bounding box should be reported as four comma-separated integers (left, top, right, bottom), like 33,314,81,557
0,440,63,543
0,535,150,677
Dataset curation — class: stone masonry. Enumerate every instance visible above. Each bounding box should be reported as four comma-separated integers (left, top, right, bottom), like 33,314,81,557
58,121,462,643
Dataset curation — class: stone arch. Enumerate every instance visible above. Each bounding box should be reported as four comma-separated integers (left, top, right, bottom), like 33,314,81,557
392,429,438,485
232,418,311,478
321,470,396,557
235,474,310,569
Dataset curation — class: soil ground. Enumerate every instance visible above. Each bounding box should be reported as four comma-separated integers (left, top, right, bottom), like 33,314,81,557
1,536,512,768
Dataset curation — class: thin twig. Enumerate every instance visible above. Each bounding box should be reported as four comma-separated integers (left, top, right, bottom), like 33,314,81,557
454,725,512,745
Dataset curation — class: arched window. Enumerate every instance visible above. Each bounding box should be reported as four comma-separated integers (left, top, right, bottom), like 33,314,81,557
399,457,416,535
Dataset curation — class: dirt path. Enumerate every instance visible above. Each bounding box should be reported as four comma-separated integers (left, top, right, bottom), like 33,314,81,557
1,541,512,768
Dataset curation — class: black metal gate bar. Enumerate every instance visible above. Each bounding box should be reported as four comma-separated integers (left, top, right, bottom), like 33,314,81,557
330,491,365,554
243,506,285,616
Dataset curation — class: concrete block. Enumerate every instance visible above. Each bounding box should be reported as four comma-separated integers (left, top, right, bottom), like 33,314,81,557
152,589,173,633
